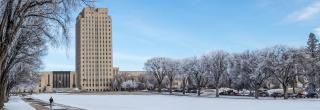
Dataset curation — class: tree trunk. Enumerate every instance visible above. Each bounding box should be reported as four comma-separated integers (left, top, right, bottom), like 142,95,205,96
215,87,219,97
291,79,296,94
158,84,162,93
309,72,316,92
254,87,259,99
182,88,186,95
197,87,201,96
169,81,173,94
0,87,6,110
215,82,219,97
4,92,9,103
182,77,186,95
182,83,186,95
283,84,288,99
0,76,6,110
0,79,9,110
292,85,296,94
5,83,13,103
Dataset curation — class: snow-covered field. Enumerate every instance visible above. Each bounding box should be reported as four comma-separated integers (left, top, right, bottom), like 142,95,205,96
4,96,35,110
32,93,320,110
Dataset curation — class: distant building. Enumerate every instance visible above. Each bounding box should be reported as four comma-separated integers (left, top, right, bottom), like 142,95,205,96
37,71,77,93
119,71,146,78
37,67,119,93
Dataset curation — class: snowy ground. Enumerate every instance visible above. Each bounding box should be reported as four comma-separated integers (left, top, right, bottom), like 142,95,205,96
4,96,35,110
32,93,320,110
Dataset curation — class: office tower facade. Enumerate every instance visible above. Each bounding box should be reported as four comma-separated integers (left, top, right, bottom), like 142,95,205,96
76,7,113,92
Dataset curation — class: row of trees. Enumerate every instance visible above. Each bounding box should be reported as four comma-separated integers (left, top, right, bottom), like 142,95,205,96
144,57,180,94
144,33,320,99
0,0,92,109
112,72,156,91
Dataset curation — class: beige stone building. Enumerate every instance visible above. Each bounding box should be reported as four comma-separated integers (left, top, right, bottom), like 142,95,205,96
36,67,119,93
16,7,118,93
37,71,77,93
119,71,146,78
76,7,114,92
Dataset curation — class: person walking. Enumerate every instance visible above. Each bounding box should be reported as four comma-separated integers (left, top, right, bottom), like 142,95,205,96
49,97,54,108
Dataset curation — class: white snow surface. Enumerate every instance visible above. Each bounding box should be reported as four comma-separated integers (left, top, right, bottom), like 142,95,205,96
4,96,35,110
32,93,320,110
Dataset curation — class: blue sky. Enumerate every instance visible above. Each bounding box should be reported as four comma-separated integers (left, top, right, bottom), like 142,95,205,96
42,0,320,71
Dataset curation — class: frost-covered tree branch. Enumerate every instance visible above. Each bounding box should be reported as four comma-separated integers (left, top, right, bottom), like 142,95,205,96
0,0,93,108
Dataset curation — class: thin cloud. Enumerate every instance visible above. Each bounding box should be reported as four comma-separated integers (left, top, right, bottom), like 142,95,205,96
288,1,320,22
114,52,151,62
314,27,320,35
122,18,195,49
47,46,75,58
43,64,74,71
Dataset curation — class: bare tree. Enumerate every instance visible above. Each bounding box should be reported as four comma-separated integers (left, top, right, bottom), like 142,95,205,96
137,74,147,90
267,46,304,99
1,19,45,104
230,52,246,93
145,74,157,90
203,51,229,97
0,0,92,108
144,57,169,93
177,60,189,95
165,59,179,94
180,75,189,95
112,74,124,91
5,58,42,101
8,64,40,95
182,57,208,96
238,50,272,99
228,53,251,92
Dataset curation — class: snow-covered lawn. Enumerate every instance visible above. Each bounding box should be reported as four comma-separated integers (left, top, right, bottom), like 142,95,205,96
32,93,320,110
4,96,35,110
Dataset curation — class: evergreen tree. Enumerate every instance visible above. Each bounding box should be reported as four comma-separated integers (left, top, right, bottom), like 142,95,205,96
306,32,319,92
307,33,318,58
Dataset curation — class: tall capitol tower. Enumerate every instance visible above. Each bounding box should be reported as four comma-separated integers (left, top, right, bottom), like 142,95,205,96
76,7,113,92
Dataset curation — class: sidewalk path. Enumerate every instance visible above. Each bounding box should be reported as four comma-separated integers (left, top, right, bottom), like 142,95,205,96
22,97,85,110
4,96,35,110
